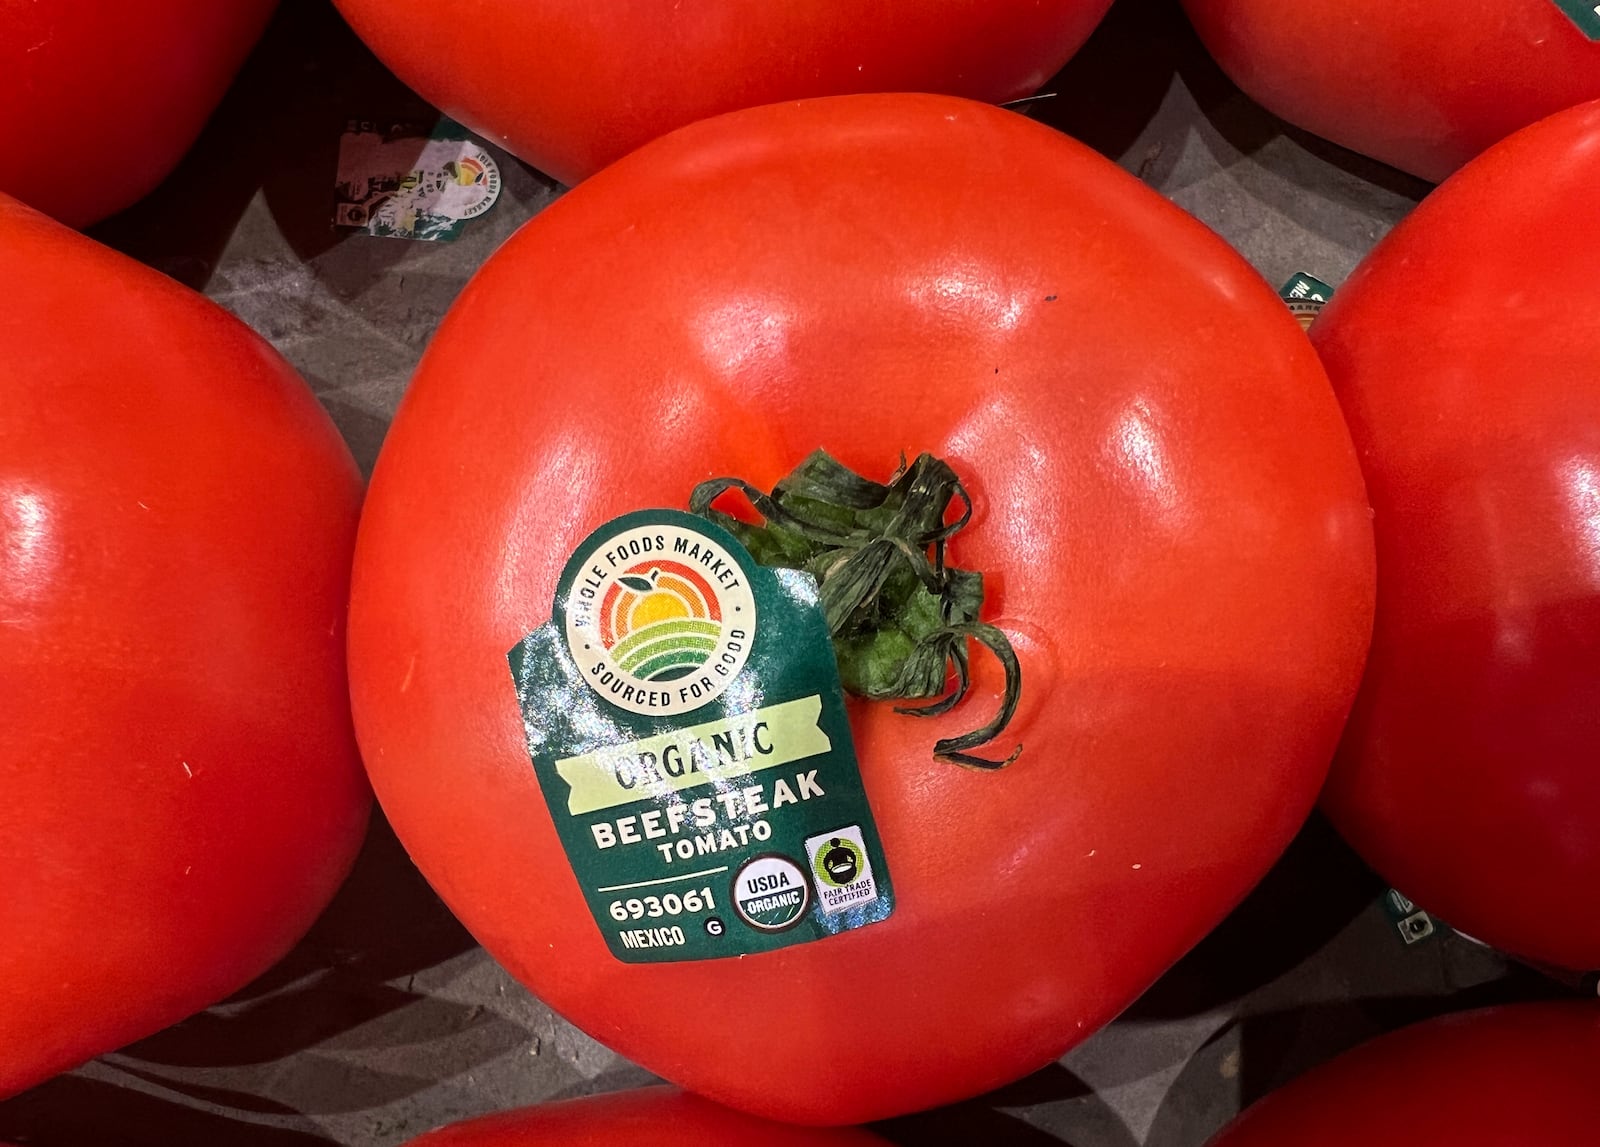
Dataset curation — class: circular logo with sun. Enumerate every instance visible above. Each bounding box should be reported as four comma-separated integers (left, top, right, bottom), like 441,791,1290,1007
562,518,757,716
433,144,501,220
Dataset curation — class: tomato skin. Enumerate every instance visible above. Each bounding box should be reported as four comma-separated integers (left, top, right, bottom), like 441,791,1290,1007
0,196,371,1096
347,94,1375,1124
1180,0,1600,183
327,0,1114,186
408,1087,885,1146
1313,101,1600,972
0,0,277,227
1208,1004,1600,1146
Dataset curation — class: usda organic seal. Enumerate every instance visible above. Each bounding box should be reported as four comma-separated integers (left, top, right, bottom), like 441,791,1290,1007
732,854,810,932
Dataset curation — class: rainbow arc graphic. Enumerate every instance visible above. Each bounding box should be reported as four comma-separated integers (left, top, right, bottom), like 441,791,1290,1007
452,155,487,185
601,561,723,682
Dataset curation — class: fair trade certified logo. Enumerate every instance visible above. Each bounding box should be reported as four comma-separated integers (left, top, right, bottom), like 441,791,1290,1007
563,521,756,716
805,824,880,915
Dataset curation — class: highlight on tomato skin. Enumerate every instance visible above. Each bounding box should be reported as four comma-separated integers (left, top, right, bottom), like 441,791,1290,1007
406,1087,888,1146
1179,0,1600,183
326,0,1117,186
0,0,278,228
347,91,1377,1125
1310,99,1600,973
0,193,372,1097
1206,1004,1600,1146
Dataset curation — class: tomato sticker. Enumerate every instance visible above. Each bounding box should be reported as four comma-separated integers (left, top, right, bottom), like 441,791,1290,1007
1551,0,1600,39
334,119,503,241
1280,271,1334,331
1380,889,1444,947
507,509,894,963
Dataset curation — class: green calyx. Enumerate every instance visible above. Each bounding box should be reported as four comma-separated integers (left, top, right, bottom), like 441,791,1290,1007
690,451,1022,770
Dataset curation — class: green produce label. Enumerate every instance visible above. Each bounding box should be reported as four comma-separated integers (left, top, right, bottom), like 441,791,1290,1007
1279,271,1334,330
507,509,894,963
1381,888,1442,947
1552,0,1600,40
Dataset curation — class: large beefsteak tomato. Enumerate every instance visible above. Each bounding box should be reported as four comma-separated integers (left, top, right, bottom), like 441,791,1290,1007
0,0,277,227
408,1087,885,1145
1180,0,1600,183
0,195,371,1096
328,0,1115,186
1208,1004,1600,1146
1313,101,1600,971
347,94,1376,1124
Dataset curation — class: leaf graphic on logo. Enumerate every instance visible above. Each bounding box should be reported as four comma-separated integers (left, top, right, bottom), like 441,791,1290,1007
619,575,655,593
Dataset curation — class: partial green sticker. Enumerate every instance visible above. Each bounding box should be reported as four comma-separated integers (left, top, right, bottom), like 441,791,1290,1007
1279,271,1334,330
508,510,894,963
1552,0,1600,40
334,119,502,241
1382,889,1444,947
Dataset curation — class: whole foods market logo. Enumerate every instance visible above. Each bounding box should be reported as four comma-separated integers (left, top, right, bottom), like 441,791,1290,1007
438,150,501,220
563,521,756,716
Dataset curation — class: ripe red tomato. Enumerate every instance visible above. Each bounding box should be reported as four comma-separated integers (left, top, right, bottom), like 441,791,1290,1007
408,1087,886,1145
0,195,371,1096
1313,101,1600,972
0,0,277,227
1208,1004,1600,1145
328,0,1114,186
348,93,1375,1123
1179,0,1600,183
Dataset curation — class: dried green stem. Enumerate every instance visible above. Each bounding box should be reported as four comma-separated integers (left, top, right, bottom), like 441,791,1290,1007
691,450,1023,769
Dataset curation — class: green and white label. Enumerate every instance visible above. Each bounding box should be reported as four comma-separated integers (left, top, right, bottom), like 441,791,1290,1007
508,509,893,963
1552,0,1600,40
1280,271,1334,330
334,119,503,241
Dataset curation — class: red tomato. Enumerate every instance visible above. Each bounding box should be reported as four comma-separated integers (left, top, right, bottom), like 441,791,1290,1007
0,195,371,1096
328,0,1114,186
408,1087,886,1146
0,0,277,227
1313,101,1600,972
1179,0,1600,183
1208,1004,1600,1146
348,94,1375,1123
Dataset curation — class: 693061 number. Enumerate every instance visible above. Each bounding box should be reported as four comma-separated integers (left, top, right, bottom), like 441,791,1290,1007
608,886,716,922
